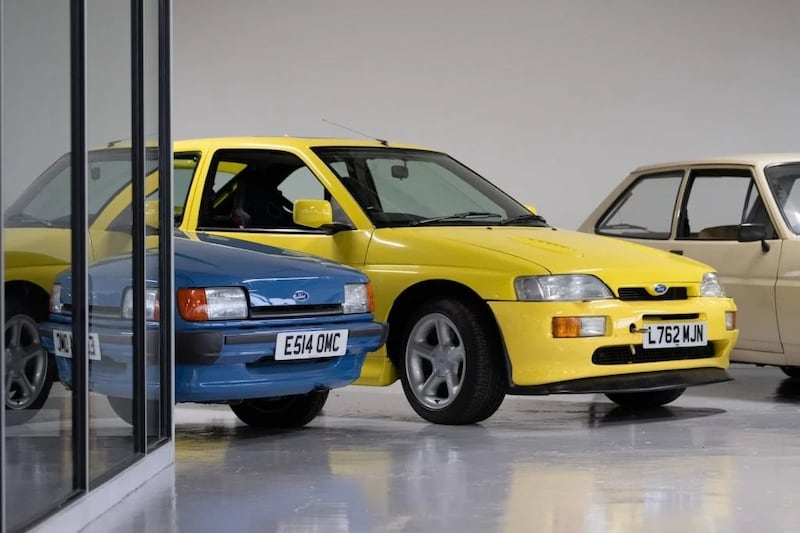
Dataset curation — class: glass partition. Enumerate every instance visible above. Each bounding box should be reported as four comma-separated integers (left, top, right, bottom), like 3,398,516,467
1,0,172,530
85,0,137,483
2,1,74,529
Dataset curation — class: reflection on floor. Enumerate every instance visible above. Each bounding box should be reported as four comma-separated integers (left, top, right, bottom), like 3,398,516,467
39,366,800,531
5,385,137,530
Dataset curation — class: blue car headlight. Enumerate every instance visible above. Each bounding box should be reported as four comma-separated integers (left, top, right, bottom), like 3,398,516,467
49,284,64,314
343,283,374,314
177,287,248,321
122,287,160,320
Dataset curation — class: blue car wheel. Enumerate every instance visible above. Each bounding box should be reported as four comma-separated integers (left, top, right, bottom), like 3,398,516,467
229,390,329,428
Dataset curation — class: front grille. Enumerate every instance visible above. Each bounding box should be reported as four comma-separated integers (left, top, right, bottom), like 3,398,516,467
249,303,342,319
592,343,716,365
617,287,688,301
62,304,122,319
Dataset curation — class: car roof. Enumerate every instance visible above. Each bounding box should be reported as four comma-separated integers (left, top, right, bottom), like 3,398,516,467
632,153,800,173
174,136,432,152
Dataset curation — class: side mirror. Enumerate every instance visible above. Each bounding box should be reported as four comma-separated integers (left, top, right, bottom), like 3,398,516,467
738,223,766,242
524,204,537,215
293,199,333,229
145,199,160,230
738,223,770,252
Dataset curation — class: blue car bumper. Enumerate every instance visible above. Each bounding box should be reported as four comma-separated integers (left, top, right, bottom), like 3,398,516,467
40,314,387,403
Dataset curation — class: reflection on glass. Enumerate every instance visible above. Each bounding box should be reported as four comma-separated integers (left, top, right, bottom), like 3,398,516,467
86,0,135,483
2,1,73,529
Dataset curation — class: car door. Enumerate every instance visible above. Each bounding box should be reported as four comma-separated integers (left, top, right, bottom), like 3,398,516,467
764,162,800,365
593,166,782,360
672,167,781,357
182,147,373,268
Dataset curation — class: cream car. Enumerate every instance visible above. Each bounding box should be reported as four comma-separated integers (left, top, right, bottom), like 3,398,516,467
579,154,800,377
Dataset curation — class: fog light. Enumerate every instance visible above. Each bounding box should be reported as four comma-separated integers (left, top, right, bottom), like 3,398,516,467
726,311,736,330
552,316,607,338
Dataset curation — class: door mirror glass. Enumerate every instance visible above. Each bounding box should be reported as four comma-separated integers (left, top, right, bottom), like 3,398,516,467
738,223,767,242
293,199,333,228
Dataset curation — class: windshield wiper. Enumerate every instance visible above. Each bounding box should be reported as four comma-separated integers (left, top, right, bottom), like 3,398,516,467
500,213,548,226
5,212,54,227
410,211,502,226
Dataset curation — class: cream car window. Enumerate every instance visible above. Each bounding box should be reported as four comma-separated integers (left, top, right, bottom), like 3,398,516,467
680,170,776,240
595,171,682,240
765,162,800,234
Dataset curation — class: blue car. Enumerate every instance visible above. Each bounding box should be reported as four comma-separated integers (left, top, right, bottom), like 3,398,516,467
39,233,387,428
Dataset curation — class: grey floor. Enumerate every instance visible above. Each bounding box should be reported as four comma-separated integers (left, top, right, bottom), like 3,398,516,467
81,364,800,533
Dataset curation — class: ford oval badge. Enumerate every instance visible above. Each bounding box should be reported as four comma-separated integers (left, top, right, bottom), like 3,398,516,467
653,283,668,295
293,290,310,302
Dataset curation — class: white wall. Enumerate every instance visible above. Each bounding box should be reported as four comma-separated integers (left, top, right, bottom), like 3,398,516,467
4,1,799,229
173,0,800,229
2,0,132,207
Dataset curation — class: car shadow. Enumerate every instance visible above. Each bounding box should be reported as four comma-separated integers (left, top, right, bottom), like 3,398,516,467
773,378,800,403
586,401,725,427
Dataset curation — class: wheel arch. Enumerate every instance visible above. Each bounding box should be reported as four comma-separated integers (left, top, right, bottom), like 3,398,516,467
4,280,51,320
385,279,511,384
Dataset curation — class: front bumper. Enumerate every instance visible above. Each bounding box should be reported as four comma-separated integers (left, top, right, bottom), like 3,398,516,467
41,315,388,403
489,297,738,391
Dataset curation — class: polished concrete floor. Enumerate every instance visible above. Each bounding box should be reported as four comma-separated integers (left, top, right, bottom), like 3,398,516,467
76,364,800,532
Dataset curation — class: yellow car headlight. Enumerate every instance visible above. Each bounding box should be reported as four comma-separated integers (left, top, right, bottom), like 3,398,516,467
700,272,726,297
515,275,613,301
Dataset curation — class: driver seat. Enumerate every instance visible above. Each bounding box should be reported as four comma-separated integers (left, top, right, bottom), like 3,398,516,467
232,169,294,229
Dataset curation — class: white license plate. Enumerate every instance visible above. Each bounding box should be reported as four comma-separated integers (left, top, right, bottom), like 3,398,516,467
53,329,102,360
644,322,707,349
275,329,349,360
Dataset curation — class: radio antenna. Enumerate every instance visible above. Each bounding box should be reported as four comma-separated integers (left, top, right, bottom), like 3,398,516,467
322,118,388,146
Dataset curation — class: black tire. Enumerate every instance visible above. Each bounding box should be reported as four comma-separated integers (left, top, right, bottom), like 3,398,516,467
780,366,800,379
396,298,506,425
4,301,56,425
605,388,686,409
229,390,329,428
107,395,161,434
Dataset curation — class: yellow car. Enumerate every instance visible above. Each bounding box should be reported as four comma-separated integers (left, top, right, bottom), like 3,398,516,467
166,137,738,424
579,154,800,378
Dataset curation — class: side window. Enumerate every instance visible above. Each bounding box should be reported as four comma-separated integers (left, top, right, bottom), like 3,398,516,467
197,149,348,230
173,153,200,223
596,171,683,239
279,167,351,226
680,170,776,240
765,163,800,234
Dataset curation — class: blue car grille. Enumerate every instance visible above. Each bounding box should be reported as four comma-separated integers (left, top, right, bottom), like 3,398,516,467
62,304,122,319
249,303,342,319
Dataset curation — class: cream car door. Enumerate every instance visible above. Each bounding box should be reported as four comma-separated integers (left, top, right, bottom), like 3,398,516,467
767,162,800,365
669,168,781,357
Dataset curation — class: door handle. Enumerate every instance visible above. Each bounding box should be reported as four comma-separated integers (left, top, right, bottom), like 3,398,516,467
670,250,684,255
